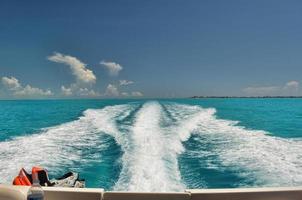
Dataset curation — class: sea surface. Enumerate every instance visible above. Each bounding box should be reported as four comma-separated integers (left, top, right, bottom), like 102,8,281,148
0,99,302,191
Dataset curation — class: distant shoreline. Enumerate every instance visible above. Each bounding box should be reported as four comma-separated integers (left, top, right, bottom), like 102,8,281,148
1,97,302,101
190,96,302,99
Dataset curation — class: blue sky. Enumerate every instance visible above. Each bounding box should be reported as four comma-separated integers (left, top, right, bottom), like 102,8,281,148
0,0,302,98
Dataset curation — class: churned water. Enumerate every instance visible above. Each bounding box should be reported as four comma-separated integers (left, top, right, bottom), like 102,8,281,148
0,99,302,191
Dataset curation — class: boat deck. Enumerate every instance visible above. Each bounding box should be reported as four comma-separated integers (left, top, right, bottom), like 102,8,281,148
1,184,302,200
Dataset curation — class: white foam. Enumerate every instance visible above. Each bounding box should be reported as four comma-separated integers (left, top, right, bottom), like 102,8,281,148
165,103,302,187
2,101,301,189
113,101,185,192
0,104,132,184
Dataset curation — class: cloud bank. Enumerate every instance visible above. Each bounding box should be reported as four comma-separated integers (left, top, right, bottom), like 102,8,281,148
59,83,100,97
1,52,143,99
1,76,53,98
105,84,119,97
105,83,143,98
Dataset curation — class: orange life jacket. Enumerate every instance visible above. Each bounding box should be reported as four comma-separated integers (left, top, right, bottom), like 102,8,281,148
12,168,32,186
32,166,44,176
13,166,49,186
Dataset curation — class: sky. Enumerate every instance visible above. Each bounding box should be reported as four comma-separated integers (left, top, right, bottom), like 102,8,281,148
0,0,302,99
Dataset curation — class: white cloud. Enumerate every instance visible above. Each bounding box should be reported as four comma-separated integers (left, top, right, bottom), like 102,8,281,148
48,52,96,84
105,84,119,97
78,88,100,97
104,83,143,98
119,80,134,86
1,76,21,90
14,85,53,96
100,61,123,76
284,80,299,89
131,91,143,97
60,84,100,97
283,80,299,95
48,52,101,97
243,80,300,96
61,86,73,96
1,76,53,97
121,92,129,96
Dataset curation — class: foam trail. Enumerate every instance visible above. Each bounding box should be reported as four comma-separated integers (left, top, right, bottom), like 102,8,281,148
0,104,133,184
113,101,185,192
165,103,302,187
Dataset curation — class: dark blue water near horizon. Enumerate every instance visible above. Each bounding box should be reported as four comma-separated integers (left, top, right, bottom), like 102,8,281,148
0,98,302,191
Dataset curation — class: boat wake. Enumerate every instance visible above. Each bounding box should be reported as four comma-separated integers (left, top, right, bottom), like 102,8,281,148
0,104,134,184
112,101,185,191
0,101,302,190
164,103,302,187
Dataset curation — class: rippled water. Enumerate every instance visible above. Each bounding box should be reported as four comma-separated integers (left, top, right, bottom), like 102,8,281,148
0,99,302,191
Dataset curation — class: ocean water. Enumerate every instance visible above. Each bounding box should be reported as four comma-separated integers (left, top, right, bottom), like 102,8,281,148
0,99,302,191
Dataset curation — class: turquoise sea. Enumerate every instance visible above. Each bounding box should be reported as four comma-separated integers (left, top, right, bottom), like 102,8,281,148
0,99,302,191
